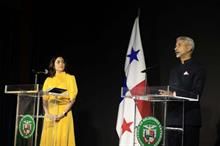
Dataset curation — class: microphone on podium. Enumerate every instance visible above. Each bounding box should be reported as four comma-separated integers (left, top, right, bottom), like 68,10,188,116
32,69,48,75
141,64,158,73
32,69,48,84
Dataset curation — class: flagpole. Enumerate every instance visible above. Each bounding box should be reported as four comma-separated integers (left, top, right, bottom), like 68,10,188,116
133,16,137,146
133,8,141,146
133,96,136,146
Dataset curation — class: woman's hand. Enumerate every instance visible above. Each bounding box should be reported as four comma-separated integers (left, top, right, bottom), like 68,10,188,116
45,113,65,122
55,113,66,122
45,114,57,121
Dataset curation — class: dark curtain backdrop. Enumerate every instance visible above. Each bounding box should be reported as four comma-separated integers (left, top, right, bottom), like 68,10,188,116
1,2,220,146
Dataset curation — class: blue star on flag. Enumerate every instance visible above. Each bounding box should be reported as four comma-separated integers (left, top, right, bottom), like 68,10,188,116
127,47,140,64
122,77,128,96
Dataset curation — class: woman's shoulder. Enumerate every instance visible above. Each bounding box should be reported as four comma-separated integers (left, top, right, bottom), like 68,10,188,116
43,76,53,83
65,73,76,78
45,76,53,80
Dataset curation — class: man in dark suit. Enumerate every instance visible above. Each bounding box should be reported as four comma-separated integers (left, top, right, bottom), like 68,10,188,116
159,36,206,146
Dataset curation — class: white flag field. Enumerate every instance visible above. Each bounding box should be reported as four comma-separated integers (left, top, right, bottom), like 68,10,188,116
116,17,152,146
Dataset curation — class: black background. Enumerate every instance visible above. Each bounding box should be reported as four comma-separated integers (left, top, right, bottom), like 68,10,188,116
1,2,220,146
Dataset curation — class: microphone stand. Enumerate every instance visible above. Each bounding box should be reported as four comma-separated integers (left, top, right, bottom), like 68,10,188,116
34,73,38,84
33,71,40,146
33,69,48,84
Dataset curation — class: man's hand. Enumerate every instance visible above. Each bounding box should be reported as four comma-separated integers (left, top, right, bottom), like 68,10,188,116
158,89,174,96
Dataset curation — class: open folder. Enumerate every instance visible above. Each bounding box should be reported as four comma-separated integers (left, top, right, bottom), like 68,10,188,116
47,87,67,95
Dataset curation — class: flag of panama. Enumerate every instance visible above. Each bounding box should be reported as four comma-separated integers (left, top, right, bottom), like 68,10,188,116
116,16,152,146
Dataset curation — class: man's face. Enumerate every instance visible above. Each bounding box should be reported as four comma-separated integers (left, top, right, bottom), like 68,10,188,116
174,40,192,58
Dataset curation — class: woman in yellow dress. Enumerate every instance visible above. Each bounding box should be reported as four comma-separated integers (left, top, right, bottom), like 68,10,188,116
40,56,78,146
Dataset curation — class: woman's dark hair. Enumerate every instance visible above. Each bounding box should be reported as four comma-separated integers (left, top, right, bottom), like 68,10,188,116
48,56,67,77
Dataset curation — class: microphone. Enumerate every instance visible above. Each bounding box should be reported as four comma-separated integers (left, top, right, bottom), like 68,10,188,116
141,64,158,73
32,69,48,75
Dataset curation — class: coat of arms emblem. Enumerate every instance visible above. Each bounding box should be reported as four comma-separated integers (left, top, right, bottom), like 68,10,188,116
136,116,162,146
19,115,35,139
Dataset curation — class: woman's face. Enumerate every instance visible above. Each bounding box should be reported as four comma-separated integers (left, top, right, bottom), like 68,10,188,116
54,57,65,73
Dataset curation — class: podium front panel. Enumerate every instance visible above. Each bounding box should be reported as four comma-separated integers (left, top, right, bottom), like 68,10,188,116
133,98,184,146
14,93,44,146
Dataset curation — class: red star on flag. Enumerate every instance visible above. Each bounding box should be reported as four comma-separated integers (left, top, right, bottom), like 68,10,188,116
121,118,133,135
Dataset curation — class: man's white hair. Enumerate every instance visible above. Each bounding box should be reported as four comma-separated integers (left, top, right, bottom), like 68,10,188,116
177,36,195,51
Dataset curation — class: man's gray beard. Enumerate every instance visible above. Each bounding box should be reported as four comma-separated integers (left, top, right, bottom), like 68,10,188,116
176,53,181,58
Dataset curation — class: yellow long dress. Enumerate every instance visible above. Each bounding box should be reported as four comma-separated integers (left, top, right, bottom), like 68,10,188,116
40,72,78,146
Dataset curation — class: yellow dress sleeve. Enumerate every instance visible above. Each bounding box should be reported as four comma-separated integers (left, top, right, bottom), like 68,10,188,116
42,77,50,101
68,75,78,100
